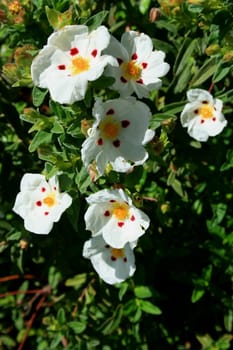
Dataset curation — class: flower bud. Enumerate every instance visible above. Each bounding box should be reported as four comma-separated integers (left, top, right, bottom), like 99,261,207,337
149,8,161,22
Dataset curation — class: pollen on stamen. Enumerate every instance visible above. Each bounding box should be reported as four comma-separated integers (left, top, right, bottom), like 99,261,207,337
70,47,79,56
121,120,130,128
142,62,148,69
113,139,121,147
120,76,127,83
57,64,66,70
106,109,114,115
131,53,138,60
91,49,98,57
118,222,124,227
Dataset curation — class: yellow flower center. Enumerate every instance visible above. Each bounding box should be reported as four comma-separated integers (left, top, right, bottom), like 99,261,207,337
99,116,120,139
122,61,142,80
43,193,56,207
112,202,129,220
70,56,90,75
198,104,214,119
111,248,125,259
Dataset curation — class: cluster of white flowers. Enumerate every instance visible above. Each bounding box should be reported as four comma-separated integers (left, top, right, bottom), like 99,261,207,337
13,24,228,285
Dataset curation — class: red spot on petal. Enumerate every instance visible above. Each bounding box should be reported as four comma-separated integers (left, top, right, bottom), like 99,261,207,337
110,200,116,203
70,47,79,56
97,138,103,145
121,120,130,128
131,53,138,60
53,186,57,191
105,244,110,248
57,64,66,70
117,57,123,65
194,109,199,114
212,117,216,121
44,212,49,216
130,215,135,221
142,62,148,69
36,201,42,206
106,109,114,115
136,79,143,84
91,49,98,57
120,76,127,83
200,119,205,124
104,210,110,217
123,257,127,262
118,222,124,227
113,139,120,147
41,187,46,192
111,256,117,261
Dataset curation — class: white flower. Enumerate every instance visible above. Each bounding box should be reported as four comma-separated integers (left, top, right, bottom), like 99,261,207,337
81,97,155,176
83,235,136,285
31,25,117,104
84,188,150,248
104,30,170,98
13,173,72,234
180,89,227,142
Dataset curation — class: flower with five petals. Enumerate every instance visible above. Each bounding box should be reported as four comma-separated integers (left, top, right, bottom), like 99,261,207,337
104,30,170,98
31,25,117,104
84,188,150,249
13,173,72,234
180,89,227,142
83,235,136,285
81,97,155,176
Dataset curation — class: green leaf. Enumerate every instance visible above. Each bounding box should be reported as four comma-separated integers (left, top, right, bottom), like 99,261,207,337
173,38,197,77
65,273,87,289
118,282,128,301
139,0,151,14
213,65,232,83
196,334,213,347
32,86,48,107
174,58,194,93
68,321,87,334
224,310,233,333
190,57,218,87
51,121,64,134
29,130,53,152
45,6,72,30
50,333,63,349
139,300,162,315
191,288,205,303
134,286,153,299
0,335,16,347
57,308,66,324
84,11,109,31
